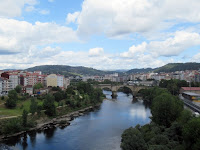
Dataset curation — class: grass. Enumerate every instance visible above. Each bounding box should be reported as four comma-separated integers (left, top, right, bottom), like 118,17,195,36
0,99,59,117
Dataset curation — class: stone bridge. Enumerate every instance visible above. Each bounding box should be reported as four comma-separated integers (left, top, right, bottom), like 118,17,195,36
93,84,150,99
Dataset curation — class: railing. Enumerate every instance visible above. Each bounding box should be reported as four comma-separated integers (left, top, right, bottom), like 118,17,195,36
179,95,200,113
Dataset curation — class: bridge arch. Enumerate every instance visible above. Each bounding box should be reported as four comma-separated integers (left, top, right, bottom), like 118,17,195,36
93,84,149,99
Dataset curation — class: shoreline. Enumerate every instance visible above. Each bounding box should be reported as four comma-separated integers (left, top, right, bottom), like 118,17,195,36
0,103,101,142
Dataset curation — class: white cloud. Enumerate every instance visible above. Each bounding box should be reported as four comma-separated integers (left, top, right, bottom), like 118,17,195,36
0,0,38,17
120,42,147,58
0,18,78,54
192,53,200,62
89,48,104,57
149,31,200,57
65,0,200,38
121,31,200,58
66,12,80,24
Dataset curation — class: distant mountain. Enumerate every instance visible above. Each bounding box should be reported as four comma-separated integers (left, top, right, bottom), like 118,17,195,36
126,68,154,74
26,65,113,77
154,62,200,73
126,62,200,74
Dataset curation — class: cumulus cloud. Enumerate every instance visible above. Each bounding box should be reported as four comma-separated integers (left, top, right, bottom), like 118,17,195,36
65,0,200,38
0,18,78,54
89,48,104,57
120,42,147,58
0,0,38,17
66,12,80,24
121,31,200,58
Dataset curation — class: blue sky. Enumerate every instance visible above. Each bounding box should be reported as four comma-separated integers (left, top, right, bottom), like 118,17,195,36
0,0,200,70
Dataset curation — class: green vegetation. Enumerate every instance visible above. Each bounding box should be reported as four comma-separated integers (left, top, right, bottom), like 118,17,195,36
0,82,104,136
121,87,200,150
43,94,56,117
5,90,18,108
33,83,44,89
127,63,200,74
127,68,153,74
26,65,113,77
15,85,22,93
154,62,200,73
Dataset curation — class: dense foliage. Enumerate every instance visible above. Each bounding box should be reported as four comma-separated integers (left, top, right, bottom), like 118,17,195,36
0,82,104,136
33,83,44,89
159,79,189,95
127,68,153,74
121,88,199,150
5,90,18,108
15,85,22,93
65,82,104,109
154,62,200,73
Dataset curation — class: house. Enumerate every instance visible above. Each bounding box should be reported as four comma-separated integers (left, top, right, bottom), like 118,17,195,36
22,85,33,95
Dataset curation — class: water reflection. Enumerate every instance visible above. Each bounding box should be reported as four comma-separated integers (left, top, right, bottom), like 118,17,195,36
1,91,151,150
43,127,57,140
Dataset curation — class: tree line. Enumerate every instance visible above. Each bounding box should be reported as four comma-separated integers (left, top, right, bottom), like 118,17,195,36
121,87,200,150
0,82,104,135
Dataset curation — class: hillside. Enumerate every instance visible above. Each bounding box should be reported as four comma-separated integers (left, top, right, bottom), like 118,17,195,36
154,62,200,73
25,65,113,77
126,68,154,74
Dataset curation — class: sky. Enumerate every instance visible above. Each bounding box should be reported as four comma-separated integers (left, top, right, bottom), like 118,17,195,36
0,0,200,70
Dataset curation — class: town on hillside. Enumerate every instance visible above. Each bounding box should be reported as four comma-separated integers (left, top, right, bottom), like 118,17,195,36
1,69,200,98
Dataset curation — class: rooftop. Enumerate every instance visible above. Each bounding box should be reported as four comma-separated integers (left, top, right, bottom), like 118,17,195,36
181,87,200,91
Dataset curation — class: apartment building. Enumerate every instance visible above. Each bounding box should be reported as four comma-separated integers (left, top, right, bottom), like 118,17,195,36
47,74,58,87
57,75,64,88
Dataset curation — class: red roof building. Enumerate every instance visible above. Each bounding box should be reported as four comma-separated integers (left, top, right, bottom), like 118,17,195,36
180,87,200,94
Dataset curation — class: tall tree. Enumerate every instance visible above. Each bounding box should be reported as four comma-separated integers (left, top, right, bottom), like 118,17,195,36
5,90,18,108
22,109,28,127
15,85,22,93
151,93,183,127
43,94,56,116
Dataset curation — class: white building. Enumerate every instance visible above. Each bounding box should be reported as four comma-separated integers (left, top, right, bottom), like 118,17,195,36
2,78,12,94
0,78,3,95
57,75,64,88
9,74,18,89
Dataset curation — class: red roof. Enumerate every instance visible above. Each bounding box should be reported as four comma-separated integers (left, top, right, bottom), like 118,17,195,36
181,87,200,91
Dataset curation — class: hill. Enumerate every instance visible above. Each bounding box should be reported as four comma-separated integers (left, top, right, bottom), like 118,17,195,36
25,65,113,77
154,62,200,73
126,68,154,74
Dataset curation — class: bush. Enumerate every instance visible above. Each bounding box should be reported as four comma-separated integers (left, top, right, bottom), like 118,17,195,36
2,118,22,135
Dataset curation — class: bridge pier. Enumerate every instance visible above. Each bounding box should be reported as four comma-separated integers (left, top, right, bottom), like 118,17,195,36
132,96,138,102
111,91,117,99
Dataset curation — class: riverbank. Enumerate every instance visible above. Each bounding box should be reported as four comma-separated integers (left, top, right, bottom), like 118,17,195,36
0,103,101,142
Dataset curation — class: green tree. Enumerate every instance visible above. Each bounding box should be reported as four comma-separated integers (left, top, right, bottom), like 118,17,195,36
121,127,147,150
43,94,56,116
8,89,18,100
2,118,22,135
15,85,22,93
5,90,18,108
54,92,63,102
183,117,200,150
30,98,38,115
33,83,43,89
151,93,183,127
22,109,28,127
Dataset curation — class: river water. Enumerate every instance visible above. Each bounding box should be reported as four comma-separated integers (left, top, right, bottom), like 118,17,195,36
1,91,151,150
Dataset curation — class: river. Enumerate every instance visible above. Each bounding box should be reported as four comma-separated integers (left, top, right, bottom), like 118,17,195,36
0,90,151,150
